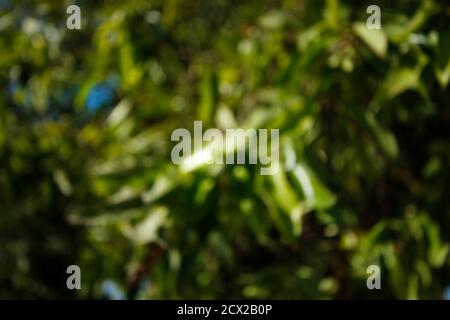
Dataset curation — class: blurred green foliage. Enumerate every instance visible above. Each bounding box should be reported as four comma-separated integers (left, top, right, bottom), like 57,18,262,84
0,0,449,299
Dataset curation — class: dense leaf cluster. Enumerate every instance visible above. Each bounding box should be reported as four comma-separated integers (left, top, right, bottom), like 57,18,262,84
0,0,449,299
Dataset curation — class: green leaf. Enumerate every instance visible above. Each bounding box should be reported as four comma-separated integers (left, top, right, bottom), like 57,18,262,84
353,22,388,59
53,169,73,196
124,206,169,245
384,68,421,99
435,30,450,88
291,162,336,210
435,62,450,88
363,112,399,159
198,68,217,125
258,10,286,30
324,0,340,29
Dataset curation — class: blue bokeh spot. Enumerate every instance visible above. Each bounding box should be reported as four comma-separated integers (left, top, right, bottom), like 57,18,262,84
86,83,115,112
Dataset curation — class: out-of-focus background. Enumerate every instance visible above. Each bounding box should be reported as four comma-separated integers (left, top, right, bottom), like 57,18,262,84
0,0,449,299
